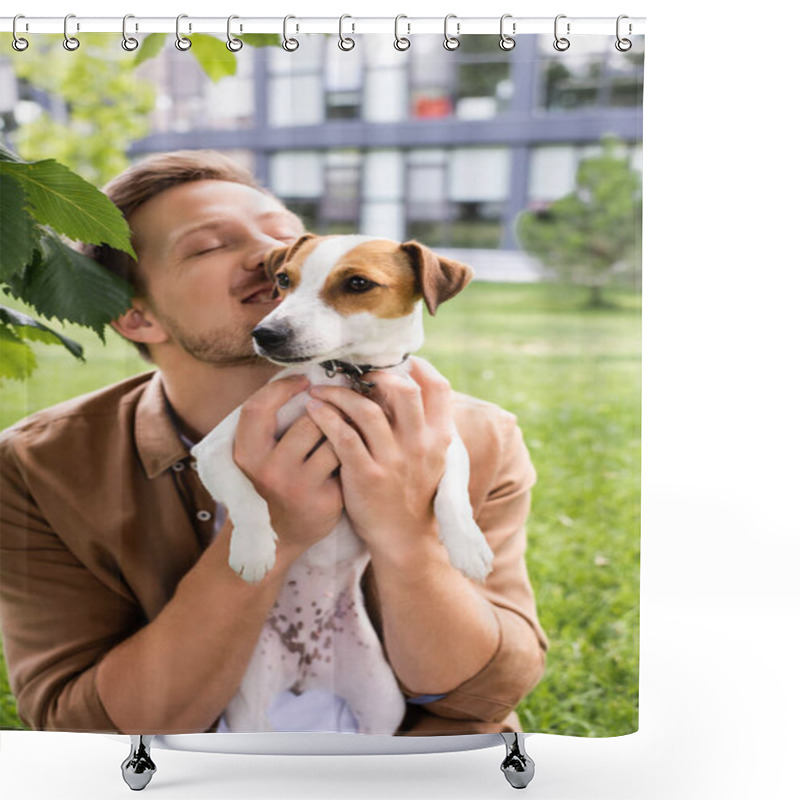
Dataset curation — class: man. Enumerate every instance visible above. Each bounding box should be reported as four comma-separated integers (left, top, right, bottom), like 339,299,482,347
0,150,547,735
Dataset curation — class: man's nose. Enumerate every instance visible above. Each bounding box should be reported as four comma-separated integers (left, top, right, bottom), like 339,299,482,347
243,232,286,271
252,324,292,352
243,247,269,272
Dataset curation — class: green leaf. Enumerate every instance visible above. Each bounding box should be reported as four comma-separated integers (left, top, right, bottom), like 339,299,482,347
0,173,38,281
0,306,84,361
189,34,238,82
0,159,135,259
5,233,132,339
0,325,36,381
239,34,281,48
133,32,168,66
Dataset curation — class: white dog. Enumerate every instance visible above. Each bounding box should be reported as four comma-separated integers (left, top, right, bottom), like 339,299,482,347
192,234,494,734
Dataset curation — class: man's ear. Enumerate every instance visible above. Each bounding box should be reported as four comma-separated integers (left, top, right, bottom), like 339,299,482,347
110,300,168,346
400,240,475,315
264,233,317,299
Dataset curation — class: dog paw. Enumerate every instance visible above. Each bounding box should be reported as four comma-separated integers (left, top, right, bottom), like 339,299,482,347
228,532,276,584
447,530,494,583
229,556,274,584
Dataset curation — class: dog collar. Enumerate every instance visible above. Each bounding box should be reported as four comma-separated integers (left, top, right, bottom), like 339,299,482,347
320,354,410,394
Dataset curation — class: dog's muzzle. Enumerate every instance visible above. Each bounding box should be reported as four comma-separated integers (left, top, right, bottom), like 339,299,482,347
251,323,293,356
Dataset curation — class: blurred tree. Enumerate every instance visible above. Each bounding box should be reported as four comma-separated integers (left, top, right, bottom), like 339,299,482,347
516,136,642,308
8,34,156,186
1,31,279,380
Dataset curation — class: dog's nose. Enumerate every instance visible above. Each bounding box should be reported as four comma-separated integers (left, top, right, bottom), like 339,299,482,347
251,324,292,353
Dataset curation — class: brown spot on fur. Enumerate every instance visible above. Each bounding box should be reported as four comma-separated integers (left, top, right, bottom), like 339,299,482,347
320,240,421,318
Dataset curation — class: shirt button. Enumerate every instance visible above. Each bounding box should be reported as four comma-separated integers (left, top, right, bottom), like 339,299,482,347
196,510,213,522
172,462,186,472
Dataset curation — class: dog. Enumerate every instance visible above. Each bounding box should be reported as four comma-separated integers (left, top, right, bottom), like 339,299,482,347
191,234,494,733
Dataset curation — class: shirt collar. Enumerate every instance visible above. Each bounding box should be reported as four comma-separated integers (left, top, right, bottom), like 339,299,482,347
134,371,191,479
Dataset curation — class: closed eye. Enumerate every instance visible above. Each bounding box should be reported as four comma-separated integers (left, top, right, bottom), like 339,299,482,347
191,245,224,257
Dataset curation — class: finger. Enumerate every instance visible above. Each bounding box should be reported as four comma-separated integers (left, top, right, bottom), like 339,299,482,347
407,356,453,431
307,386,393,456
366,371,425,442
303,439,341,482
305,396,373,466
235,374,310,453
274,413,328,465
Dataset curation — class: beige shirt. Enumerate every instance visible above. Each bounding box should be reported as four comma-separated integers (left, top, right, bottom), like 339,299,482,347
0,371,548,735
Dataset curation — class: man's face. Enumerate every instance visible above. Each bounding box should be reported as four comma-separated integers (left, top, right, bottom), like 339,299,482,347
130,179,304,365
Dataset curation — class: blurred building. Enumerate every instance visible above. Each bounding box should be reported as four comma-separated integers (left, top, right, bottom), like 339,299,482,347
1,34,643,281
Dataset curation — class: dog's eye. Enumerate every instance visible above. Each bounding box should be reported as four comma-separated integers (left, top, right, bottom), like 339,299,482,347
276,273,291,289
345,276,375,293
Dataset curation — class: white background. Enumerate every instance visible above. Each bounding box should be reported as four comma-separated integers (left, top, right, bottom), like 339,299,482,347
2,1,799,798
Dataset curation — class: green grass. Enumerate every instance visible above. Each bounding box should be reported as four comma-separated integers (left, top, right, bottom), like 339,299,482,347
0,281,640,735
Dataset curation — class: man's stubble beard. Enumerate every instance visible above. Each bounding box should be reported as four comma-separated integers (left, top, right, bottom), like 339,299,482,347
152,304,264,367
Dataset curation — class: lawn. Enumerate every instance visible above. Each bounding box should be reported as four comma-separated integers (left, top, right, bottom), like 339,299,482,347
0,281,640,736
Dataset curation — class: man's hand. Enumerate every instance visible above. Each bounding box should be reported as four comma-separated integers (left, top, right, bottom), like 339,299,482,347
233,375,343,561
304,357,453,565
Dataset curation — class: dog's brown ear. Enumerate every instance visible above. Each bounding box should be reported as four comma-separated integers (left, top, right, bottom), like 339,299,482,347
264,233,317,298
400,240,474,315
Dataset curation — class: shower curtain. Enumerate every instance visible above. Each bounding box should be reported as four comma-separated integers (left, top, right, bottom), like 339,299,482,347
0,26,643,741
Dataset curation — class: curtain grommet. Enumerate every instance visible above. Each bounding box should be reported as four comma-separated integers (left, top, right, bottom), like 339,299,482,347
499,14,516,51
282,15,300,51
121,14,139,51
226,15,243,52
12,15,29,51
338,14,355,51
615,15,633,52
443,14,460,51
175,13,192,51
553,14,570,52
394,14,411,51
63,13,80,51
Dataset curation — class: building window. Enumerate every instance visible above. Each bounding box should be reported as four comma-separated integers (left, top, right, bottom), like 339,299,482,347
269,151,324,231
319,151,362,234
449,147,509,248
362,38,408,123
454,36,513,120
451,202,504,248
284,200,321,233
410,35,512,121
267,37,325,127
324,38,363,120
407,149,449,244
539,35,643,111
406,147,509,249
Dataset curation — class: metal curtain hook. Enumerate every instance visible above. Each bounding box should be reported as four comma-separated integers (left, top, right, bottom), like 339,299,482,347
282,15,299,51
175,13,192,50
63,13,80,51
443,14,460,51
553,14,570,52
122,14,139,51
499,14,516,50
615,14,632,51
338,14,355,51
394,14,411,51
12,14,29,51
226,15,243,51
